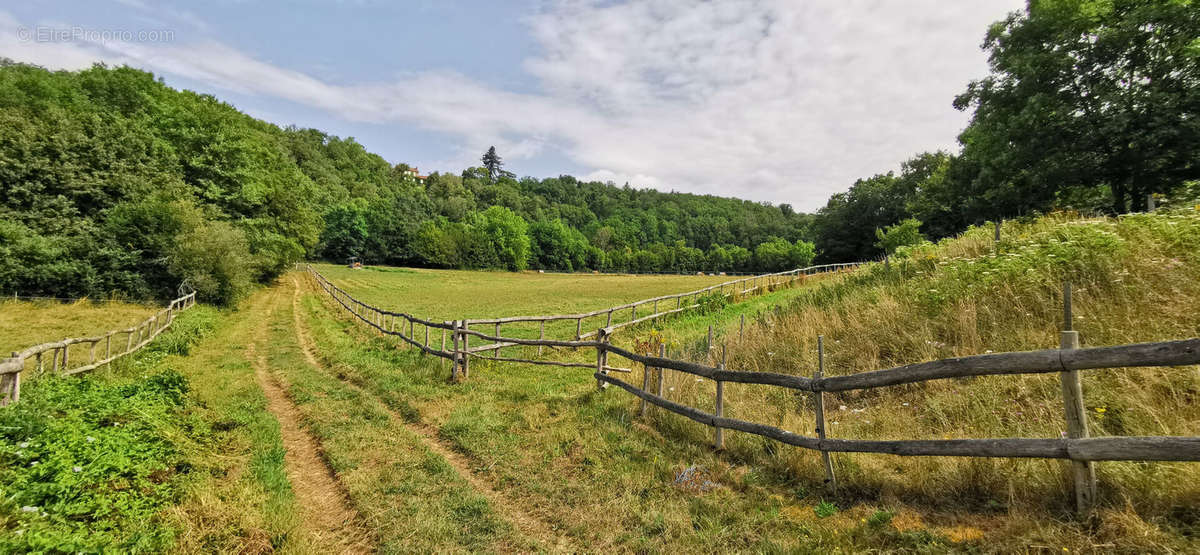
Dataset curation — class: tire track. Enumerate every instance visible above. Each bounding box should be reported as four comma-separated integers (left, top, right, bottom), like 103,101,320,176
289,276,575,553
247,288,374,553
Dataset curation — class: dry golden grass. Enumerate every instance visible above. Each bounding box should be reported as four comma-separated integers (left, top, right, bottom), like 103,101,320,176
0,298,156,355
634,210,1200,551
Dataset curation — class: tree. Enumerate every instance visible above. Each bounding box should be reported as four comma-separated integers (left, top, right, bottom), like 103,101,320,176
481,146,508,183
874,218,926,255
469,206,530,271
955,0,1200,215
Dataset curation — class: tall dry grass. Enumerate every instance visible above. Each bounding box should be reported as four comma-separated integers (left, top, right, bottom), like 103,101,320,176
637,210,1200,546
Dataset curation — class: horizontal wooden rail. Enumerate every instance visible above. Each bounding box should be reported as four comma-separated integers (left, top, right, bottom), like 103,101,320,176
596,372,1200,462
601,339,1200,393
1,291,197,406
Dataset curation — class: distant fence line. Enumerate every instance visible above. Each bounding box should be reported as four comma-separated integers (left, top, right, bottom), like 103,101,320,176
303,261,860,374
0,292,198,407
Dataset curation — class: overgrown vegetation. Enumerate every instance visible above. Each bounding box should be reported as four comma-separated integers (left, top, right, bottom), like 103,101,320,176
642,209,1200,551
0,307,218,552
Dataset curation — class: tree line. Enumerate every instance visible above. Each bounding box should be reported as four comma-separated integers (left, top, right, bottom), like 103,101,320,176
0,62,813,305
1,0,1195,304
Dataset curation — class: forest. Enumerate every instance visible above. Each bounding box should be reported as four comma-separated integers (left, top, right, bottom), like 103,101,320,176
0,0,1196,305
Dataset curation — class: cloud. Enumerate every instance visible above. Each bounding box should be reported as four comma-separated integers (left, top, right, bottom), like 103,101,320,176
0,1,1024,210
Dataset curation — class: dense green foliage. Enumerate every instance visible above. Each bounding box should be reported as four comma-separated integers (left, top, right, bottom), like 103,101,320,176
0,62,814,304
812,0,1200,262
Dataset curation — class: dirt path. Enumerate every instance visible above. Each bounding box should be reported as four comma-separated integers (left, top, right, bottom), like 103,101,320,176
247,289,373,553
289,276,575,553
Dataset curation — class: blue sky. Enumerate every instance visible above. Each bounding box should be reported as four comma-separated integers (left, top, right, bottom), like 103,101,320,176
0,0,1024,211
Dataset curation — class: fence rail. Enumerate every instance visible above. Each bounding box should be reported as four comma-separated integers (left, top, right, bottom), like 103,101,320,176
0,292,198,406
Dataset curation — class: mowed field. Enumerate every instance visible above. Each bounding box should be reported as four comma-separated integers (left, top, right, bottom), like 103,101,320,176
311,263,732,321
0,299,157,355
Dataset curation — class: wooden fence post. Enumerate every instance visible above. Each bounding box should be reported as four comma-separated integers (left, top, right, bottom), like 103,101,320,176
596,328,609,390
451,320,461,381
410,319,415,346
814,335,837,493
994,220,1002,243
461,321,470,379
35,352,43,375
715,345,726,450
656,344,665,401
440,324,447,370
1060,282,1096,516
639,349,653,417
607,310,613,328
1,353,19,406
575,318,582,342
1147,193,1156,212
538,321,545,356
424,322,430,354
62,342,69,370
493,322,501,358
706,325,713,356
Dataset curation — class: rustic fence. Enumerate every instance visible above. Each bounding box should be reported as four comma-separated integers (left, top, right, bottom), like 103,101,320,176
304,261,858,377
0,292,198,407
306,265,1200,513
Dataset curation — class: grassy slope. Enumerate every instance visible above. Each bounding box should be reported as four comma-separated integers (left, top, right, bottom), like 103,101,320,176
301,210,1200,552
0,299,156,355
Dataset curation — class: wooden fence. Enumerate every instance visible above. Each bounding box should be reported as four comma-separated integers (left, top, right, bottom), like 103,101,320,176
0,292,198,407
304,261,859,377
306,265,1200,512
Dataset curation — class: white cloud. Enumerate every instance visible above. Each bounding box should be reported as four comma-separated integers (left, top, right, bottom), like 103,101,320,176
0,1,1024,210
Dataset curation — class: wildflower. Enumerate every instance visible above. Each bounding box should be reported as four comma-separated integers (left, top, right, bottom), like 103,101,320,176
901,402,909,407
72,466,82,473
20,506,38,513
984,350,993,354
839,405,848,411
18,442,28,448
86,436,96,443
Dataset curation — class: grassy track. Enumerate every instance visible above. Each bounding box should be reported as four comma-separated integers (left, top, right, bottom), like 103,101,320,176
0,299,156,354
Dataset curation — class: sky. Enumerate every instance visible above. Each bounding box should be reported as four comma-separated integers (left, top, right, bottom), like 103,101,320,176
0,0,1025,211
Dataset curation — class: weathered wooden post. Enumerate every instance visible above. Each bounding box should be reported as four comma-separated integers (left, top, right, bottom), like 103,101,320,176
409,319,415,345
632,303,637,321
1060,282,1096,516
639,350,653,417
424,322,430,354
994,220,1002,243
607,310,613,327
538,321,545,356
814,335,837,493
715,345,726,450
0,353,19,406
440,324,448,370
494,322,501,358
451,320,461,380
89,340,97,365
62,341,69,370
656,344,665,401
575,318,582,341
35,352,43,375
596,328,609,390
706,325,713,356
1147,193,1156,212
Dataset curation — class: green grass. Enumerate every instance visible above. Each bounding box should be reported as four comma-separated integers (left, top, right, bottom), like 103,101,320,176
297,209,1200,552
256,283,533,552
311,264,731,322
